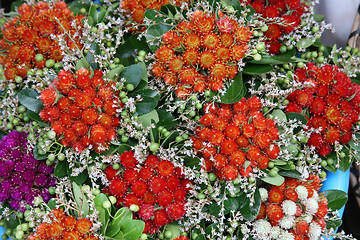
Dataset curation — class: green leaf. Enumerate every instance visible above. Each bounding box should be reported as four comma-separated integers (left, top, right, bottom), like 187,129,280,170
326,219,343,230
220,73,246,104
313,14,325,22
5,212,19,229
206,202,221,216
271,109,287,122
238,188,261,221
249,49,297,65
144,9,168,23
113,207,133,227
224,197,240,214
278,170,302,179
108,65,125,80
129,89,160,100
17,89,43,113
106,222,122,238
76,57,90,70
94,194,110,231
295,38,315,48
54,161,68,178
120,63,144,88
261,174,285,186
205,223,219,236
135,96,158,115
72,182,89,217
166,224,182,239
184,156,201,170
160,131,179,148
68,168,88,185
138,110,159,127
89,4,98,25
243,64,274,75
115,34,150,65
122,220,145,240
286,112,308,134
146,24,172,52
221,0,241,12
97,8,107,23
157,109,177,128
26,110,49,127
47,199,57,209
68,0,92,14
322,190,348,211
113,231,124,240
338,148,353,172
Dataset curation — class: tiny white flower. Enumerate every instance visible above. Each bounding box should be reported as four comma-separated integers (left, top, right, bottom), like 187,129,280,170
303,214,313,223
295,185,308,201
282,200,297,216
279,215,295,230
303,198,319,215
259,188,268,202
307,221,322,240
254,219,272,236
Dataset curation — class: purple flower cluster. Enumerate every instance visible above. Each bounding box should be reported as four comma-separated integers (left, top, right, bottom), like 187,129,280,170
0,131,56,212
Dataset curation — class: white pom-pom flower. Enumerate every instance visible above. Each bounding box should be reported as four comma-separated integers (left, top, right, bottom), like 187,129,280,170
303,214,313,223
254,219,272,236
282,200,297,216
278,230,295,240
308,221,322,240
295,185,308,201
270,226,281,239
259,188,268,202
304,198,319,215
311,190,319,201
279,215,295,230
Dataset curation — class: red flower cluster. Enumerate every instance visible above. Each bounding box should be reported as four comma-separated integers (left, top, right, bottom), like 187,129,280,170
39,68,122,152
103,151,192,233
28,209,99,240
152,10,252,99
0,1,84,81
121,0,188,24
285,63,360,156
240,0,306,54
191,97,280,181
256,175,328,239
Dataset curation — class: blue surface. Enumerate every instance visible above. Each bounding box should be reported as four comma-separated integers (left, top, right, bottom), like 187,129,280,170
320,169,350,239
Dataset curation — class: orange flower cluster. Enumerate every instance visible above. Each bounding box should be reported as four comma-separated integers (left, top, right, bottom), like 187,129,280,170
121,0,188,24
285,63,360,156
39,68,122,153
152,11,252,99
103,151,192,234
256,175,328,239
28,209,99,240
191,97,280,181
0,1,84,81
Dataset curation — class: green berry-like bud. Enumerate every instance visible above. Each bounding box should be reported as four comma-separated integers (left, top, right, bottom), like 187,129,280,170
80,8,87,14
327,158,334,165
297,62,304,68
6,122,13,130
320,160,327,167
279,46,287,53
197,192,205,199
91,27,98,33
204,90,211,97
126,84,134,91
208,172,216,182
260,25,268,32
15,76,22,83
48,154,56,161
46,160,53,166
253,53,262,61
129,204,139,212
57,153,66,161
311,26,319,33
269,168,278,177
48,187,56,195
112,163,120,170
46,59,55,68
317,56,325,63
141,233,148,240
149,142,160,152
311,51,318,58
92,188,100,196
35,54,44,62
165,231,173,239
109,196,117,204
195,103,202,110
319,171,326,179
110,63,116,69
340,152,346,158
16,126,23,132
175,136,183,142
15,230,24,239
188,110,196,117
121,136,129,142
102,200,111,209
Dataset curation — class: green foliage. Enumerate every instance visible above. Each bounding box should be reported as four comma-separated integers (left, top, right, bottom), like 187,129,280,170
220,73,246,104
322,190,348,211
17,89,44,114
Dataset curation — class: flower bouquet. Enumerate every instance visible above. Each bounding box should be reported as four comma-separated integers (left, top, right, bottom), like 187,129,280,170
0,0,359,239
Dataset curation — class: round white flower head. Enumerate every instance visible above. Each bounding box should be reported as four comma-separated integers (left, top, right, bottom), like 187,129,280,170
311,190,319,201
259,188,268,202
295,185,308,201
254,219,272,237
282,200,297,216
303,214,313,223
308,221,322,240
270,226,281,239
304,198,319,215
278,230,295,240
279,215,295,230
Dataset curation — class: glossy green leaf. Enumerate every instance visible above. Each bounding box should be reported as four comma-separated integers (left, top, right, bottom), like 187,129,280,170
54,161,68,178
205,223,219,235
326,219,342,230
122,220,145,240
26,110,49,127
115,34,150,65
322,190,348,211
17,89,44,113
313,14,325,22
106,222,122,238
113,230,124,240
296,38,315,48
146,24,172,52
221,0,241,12
129,89,160,100
135,96,158,115
261,174,285,186
338,148,352,172
5,212,19,229
47,199,56,209
238,188,261,221
144,9,168,23
184,156,201,170
157,109,177,128
72,182,89,217
108,65,125,80
68,168,88,185
97,8,107,23
120,63,144,88
278,170,302,179
68,0,92,14
243,64,274,75
76,57,90,70
33,144,49,160
286,112,308,134
94,194,110,232
113,207,133,227
271,109,287,122
138,110,159,127
250,49,297,65
89,4,98,25
205,202,221,216
224,197,240,214
220,73,246,104
160,130,179,148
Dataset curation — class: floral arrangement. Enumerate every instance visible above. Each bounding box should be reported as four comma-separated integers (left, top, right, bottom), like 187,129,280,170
0,0,359,239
